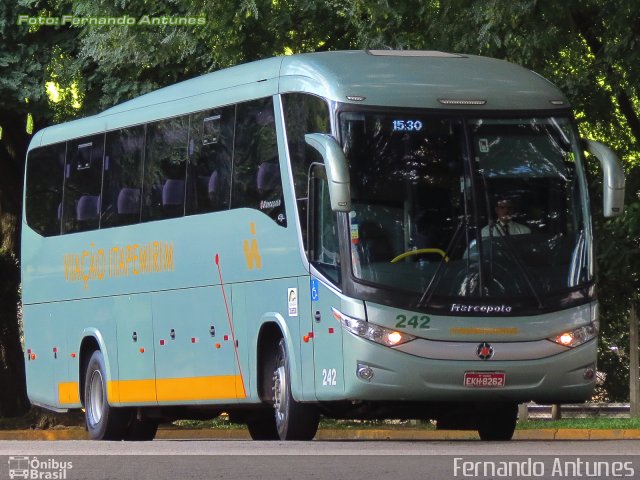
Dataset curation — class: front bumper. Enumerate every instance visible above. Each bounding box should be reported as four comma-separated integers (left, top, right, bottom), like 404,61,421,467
342,332,597,403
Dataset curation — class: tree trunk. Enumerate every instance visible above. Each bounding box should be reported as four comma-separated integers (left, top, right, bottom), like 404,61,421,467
0,109,29,255
0,252,29,416
631,304,639,417
0,110,31,417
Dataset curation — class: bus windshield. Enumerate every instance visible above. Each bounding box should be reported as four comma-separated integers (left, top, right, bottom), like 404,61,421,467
340,110,591,306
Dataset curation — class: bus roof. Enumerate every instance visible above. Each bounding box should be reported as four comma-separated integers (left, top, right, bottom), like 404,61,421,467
279,50,568,110
32,50,570,148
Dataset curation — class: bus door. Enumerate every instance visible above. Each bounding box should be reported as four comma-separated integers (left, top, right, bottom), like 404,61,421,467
309,169,345,399
151,287,240,404
23,304,59,408
113,294,157,405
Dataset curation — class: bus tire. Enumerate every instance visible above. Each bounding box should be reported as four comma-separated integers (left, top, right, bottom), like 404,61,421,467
84,350,130,440
125,418,159,441
477,403,518,441
246,409,279,440
272,338,319,440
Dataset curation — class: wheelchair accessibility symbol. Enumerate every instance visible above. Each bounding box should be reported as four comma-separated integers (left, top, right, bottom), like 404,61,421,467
310,279,319,302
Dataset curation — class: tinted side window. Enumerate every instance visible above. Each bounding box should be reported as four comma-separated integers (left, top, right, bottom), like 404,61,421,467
186,106,235,215
101,126,145,228
142,116,189,221
62,135,105,233
282,93,330,248
310,170,341,285
231,97,286,226
25,143,66,236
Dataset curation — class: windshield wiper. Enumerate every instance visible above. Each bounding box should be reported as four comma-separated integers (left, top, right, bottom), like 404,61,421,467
417,218,466,308
490,225,544,308
476,170,542,307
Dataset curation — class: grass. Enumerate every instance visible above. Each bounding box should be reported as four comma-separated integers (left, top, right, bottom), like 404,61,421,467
0,408,84,430
517,417,640,430
172,417,436,430
173,416,640,431
4,411,640,431
172,417,241,430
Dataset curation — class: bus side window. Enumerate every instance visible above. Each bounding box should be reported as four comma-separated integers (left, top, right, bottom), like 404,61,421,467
62,135,105,233
282,93,331,254
25,143,66,237
231,97,286,226
186,106,234,215
309,167,340,285
101,126,145,228
142,116,189,221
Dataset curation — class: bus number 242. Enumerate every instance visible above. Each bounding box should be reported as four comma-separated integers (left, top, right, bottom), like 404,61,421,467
395,314,430,329
322,368,337,386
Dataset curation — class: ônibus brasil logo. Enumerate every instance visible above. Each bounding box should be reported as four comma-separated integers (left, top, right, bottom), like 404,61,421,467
8,456,73,479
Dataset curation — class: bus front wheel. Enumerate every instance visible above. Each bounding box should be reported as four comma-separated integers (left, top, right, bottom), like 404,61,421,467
272,338,319,440
83,350,130,440
477,402,518,441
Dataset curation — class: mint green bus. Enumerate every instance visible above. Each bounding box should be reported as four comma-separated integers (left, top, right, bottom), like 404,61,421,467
22,50,625,441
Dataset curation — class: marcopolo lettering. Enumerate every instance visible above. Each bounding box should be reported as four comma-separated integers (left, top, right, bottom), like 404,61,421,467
451,304,513,314
259,199,282,210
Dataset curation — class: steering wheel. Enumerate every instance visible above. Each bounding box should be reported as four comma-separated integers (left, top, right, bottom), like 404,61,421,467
390,248,449,264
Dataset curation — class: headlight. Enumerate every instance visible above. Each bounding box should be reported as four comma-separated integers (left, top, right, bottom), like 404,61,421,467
549,320,599,348
332,307,416,347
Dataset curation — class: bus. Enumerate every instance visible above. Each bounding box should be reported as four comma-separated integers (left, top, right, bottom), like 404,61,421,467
22,50,625,441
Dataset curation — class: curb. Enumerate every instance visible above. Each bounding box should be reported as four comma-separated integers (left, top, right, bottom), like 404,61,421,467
2,428,640,441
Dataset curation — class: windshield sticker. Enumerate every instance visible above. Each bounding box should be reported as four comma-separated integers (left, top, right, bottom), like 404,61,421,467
479,138,490,153
350,223,359,244
349,212,359,244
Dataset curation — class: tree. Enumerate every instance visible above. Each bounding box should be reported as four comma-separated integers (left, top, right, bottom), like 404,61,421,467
0,0,83,416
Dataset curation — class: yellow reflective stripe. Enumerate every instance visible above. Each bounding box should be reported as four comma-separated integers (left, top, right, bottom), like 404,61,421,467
108,379,157,403
59,375,246,406
449,327,519,335
58,382,80,405
156,375,243,401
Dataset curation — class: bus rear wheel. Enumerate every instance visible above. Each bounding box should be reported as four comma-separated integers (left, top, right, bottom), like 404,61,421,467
477,402,518,441
125,417,159,441
272,338,319,440
84,350,130,440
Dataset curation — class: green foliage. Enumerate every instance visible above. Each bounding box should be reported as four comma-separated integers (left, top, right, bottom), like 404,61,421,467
518,417,640,430
595,167,640,400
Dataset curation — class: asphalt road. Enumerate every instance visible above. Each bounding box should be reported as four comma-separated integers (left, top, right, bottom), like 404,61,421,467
2,440,640,480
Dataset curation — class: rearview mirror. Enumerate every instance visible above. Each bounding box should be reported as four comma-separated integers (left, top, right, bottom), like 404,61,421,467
583,139,625,217
304,133,351,212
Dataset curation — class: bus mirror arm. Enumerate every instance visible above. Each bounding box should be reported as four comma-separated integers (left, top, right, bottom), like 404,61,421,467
305,133,351,212
583,139,625,217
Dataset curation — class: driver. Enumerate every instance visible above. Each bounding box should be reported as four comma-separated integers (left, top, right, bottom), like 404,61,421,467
481,198,530,237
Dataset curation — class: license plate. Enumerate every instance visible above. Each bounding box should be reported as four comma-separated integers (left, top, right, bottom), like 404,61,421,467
463,372,506,388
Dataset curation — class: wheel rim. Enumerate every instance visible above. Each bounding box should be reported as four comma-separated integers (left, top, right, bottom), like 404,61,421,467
87,369,104,426
273,365,287,428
